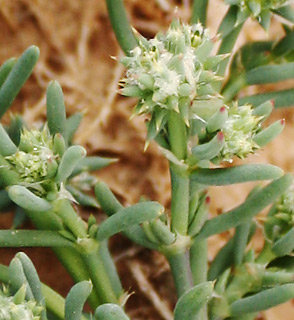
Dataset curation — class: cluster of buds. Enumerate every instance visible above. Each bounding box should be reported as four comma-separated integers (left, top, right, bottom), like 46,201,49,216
225,0,291,30
5,126,57,195
190,101,284,165
0,286,42,320
120,20,227,141
265,181,294,243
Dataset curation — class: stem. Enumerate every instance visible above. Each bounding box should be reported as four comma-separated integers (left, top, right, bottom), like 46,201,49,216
190,240,208,320
167,253,192,297
191,0,208,26
53,247,101,309
190,239,208,285
24,208,101,309
106,0,138,55
99,240,123,298
81,241,118,304
168,110,189,235
256,241,277,265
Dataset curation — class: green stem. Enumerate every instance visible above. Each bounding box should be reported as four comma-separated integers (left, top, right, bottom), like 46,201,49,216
190,240,208,320
24,208,101,309
190,239,208,285
191,0,208,26
232,223,251,266
256,241,277,265
167,253,192,298
53,247,101,309
81,246,118,304
106,0,138,55
99,240,123,299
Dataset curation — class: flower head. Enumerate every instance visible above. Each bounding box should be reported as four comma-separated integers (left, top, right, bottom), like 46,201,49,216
120,20,226,134
265,181,294,242
220,104,261,162
5,126,58,194
0,287,42,320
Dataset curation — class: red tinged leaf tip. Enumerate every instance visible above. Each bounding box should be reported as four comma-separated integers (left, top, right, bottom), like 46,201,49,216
280,119,285,125
220,106,226,112
205,196,211,205
217,131,224,141
270,99,275,107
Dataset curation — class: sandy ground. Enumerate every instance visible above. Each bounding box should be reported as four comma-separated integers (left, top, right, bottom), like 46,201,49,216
0,0,294,319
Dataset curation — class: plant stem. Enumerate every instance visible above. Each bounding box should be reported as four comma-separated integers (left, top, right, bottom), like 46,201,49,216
106,0,138,55
167,253,192,297
256,241,277,265
166,110,192,297
191,0,208,26
81,242,118,304
168,110,189,235
99,240,123,299
190,240,208,320
190,239,208,285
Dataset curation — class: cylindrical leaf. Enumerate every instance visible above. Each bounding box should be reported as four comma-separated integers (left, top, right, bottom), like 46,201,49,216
55,145,86,183
174,282,214,320
195,174,293,240
0,46,39,118
97,201,164,241
230,284,294,316
190,164,283,186
65,281,92,320
94,304,129,320
0,123,17,156
46,80,67,138
8,185,52,212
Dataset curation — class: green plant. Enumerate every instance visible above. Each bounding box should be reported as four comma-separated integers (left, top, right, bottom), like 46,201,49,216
0,0,294,319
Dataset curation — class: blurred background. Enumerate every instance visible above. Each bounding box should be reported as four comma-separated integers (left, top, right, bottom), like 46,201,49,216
0,0,294,319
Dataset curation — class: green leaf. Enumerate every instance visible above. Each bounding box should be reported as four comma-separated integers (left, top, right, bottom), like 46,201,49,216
0,123,17,156
0,46,39,118
106,0,137,55
55,145,87,183
0,57,17,88
174,282,214,320
8,185,52,212
66,112,83,143
97,201,164,241
190,164,283,186
230,284,294,316
239,89,294,108
8,114,24,146
272,227,294,257
46,80,67,138
195,174,293,240
0,154,19,187
16,252,47,319
94,304,130,320
246,63,294,85
65,281,92,320
71,156,117,176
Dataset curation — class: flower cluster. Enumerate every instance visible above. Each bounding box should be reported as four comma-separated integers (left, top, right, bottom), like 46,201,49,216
120,20,226,138
5,126,58,195
6,127,56,184
265,181,294,242
220,104,261,162
0,287,42,320
192,103,263,164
